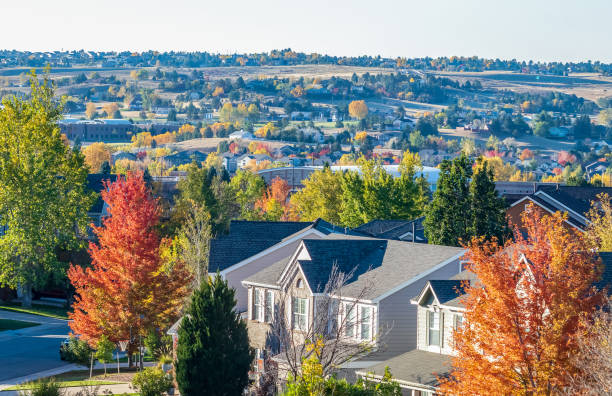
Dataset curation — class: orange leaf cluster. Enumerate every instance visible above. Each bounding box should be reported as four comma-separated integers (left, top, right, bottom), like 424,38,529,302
68,172,190,351
439,206,605,394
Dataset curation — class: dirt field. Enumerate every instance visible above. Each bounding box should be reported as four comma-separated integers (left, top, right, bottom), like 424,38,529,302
434,70,612,102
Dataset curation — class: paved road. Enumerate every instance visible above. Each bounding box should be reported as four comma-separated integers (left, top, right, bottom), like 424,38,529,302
0,310,72,382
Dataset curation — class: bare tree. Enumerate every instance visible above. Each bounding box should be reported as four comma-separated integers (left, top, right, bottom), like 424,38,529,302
267,263,390,381
565,296,612,395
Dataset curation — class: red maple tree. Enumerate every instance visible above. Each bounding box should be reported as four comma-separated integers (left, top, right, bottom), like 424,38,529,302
68,172,190,360
254,176,294,221
439,206,606,395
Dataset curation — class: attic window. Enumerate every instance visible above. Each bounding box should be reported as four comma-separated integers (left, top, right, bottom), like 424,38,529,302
296,279,304,289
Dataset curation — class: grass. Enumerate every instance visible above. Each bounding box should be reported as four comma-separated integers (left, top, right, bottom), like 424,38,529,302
118,352,155,363
0,302,69,320
3,380,120,391
0,318,39,331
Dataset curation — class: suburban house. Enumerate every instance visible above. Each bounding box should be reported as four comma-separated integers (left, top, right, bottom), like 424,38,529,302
241,237,465,382
353,218,427,243
507,185,612,232
209,219,353,313
359,253,612,395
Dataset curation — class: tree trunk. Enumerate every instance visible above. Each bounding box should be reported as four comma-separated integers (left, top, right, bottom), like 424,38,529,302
21,283,32,308
128,352,133,368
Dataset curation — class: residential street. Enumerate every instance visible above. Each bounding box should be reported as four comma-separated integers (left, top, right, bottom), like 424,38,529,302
0,310,71,383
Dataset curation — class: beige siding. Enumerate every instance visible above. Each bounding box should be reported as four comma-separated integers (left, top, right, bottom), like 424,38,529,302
416,304,462,355
224,232,323,313
377,259,461,355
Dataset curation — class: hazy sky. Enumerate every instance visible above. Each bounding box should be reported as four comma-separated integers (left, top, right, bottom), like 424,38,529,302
2,0,611,62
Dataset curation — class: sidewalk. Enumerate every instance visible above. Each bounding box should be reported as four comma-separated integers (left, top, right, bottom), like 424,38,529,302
0,361,155,391
1,383,134,396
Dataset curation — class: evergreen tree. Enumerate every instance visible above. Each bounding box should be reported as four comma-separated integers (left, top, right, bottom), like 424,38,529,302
424,154,473,246
175,275,253,396
470,159,509,242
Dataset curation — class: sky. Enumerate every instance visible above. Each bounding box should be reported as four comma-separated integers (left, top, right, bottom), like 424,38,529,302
2,0,611,63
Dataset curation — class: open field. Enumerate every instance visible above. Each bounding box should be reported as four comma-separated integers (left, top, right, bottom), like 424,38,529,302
434,70,612,102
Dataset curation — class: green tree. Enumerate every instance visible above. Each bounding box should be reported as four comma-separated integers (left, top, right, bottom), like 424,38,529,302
175,275,253,396
424,154,473,246
229,170,266,219
0,72,94,307
289,166,343,225
470,158,509,243
95,335,115,376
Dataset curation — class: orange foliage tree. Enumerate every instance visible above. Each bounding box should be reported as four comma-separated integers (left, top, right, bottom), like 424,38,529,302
348,100,368,120
68,172,190,364
254,176,294,221
439,206,605,395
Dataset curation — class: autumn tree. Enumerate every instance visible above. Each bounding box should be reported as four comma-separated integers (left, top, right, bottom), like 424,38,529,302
586,193,612,251
82,142,111,173
68,172,191,367
254,176,293,221
102,102,120,119
0,73,94,307
85,102,97,119
439,208,605,395
348,100,368,120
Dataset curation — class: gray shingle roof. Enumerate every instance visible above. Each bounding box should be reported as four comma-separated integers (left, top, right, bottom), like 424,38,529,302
357,349,451,390
352,217,427,242
208,220,315,272
429,280,468,306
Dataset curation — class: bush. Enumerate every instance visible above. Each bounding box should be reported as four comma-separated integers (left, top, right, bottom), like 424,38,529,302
20,378,63,396
132,367,172,396
64,336,93,367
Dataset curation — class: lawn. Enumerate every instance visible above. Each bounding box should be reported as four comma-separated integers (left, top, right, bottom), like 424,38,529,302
0,302,69,320
0,318,39,331
3,380,121,391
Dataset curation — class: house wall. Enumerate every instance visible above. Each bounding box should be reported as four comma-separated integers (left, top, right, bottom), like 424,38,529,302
507,201,580,233
225,231,323,313
377,259,461,355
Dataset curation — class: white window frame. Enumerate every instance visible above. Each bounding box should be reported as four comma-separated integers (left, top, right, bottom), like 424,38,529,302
264,290,274,322
292,297,308,331
254,289,264,322
344,302,356,338
360,305,372,341
428,310,440,347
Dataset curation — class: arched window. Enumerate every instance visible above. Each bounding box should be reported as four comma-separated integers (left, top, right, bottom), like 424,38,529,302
296,279,304,289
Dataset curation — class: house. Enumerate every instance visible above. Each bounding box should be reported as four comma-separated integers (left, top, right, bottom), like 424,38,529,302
162,150,207,167
585,160,609,180
353,218,427,243
237,154,273,169
507,185,612,232
229,130,255,140
360,253,612,395
241,237,465,381
209,219,352,313
221,154,238,173
356,271,472,395
111,151,137,165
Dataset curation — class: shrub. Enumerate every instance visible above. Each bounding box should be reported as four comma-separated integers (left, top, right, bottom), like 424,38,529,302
64,336,93,367
132,367,172,396
20,378,63,396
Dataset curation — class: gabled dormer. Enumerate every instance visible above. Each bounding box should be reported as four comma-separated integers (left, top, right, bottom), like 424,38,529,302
411,279,468,356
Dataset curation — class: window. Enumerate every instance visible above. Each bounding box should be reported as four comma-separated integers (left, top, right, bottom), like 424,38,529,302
344,303,356,337
360,306,372,340
428,311,440,346
292,297,307,330
264,290,274,322
453,314,463,330
254,289,264,322
296,279,304,288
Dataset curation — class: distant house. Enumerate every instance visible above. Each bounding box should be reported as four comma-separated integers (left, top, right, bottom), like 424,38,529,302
353,218,427,243
221,154,238,173
507,185,612,232
237,154,272,169
60,119,134,142
229,130,255,140
585,160,609,180
111,151,137,164
162,150,207,167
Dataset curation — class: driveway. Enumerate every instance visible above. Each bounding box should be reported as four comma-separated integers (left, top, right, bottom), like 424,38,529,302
0,310,72,382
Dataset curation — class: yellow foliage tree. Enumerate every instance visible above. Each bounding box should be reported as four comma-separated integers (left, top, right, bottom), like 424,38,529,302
212,86,224,97
348,100,368,120
476,156,517,181
85,102,97,120
354,131,368,141
102,102,119,118
82,142,111,172
586,193,612,251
